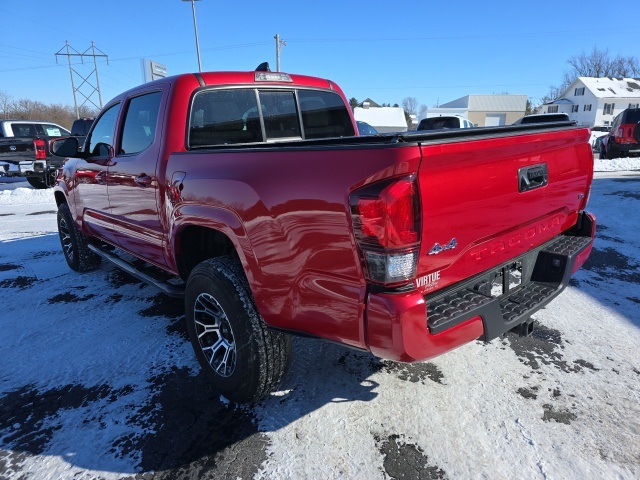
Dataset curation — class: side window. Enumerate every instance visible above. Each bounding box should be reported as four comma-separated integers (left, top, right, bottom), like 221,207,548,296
87,103,121,156
189,89,262,147
42,124,70,136
120,92,162,155
13,123,38,137
41,124,70,136
298,90,355,139
260,91,301,140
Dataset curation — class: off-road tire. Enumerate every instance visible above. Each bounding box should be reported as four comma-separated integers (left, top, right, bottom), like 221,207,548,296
57,203,101,272
185,257,291,403
606,143,618,160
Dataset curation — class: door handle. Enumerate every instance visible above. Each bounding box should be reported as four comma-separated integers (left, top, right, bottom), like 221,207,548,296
95,171,107,185
134,174,153,187
518,164,548,192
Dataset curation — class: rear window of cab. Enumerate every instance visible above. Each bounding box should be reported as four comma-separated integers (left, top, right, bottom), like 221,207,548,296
188,88,355,148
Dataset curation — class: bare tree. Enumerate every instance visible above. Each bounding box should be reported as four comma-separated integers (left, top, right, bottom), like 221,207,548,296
0,90,13,120
402,97,419,116
0,91,98,129
542,47,640,104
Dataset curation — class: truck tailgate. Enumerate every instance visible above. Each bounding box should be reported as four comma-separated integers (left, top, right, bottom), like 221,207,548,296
416,126,593,295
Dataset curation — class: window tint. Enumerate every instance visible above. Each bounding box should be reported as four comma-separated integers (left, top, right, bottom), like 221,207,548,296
87,103,121,156
298,90,355,138
190,89,262,147
418,117,461,130
623,109,640,123
120,92,162,155
12,123,38,137
261,91,301,140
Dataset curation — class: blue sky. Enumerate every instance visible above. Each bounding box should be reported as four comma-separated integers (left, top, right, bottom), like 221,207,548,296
0,1,636,112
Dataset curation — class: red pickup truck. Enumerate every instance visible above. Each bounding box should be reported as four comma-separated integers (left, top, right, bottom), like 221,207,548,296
52,68,595,402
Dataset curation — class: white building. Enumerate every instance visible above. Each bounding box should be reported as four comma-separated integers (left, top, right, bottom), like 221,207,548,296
420,95,527,126
539,77,640,127
353,102,408,133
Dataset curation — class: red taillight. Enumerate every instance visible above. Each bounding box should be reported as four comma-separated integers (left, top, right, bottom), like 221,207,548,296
350,176,421,286
616,124,638,144
33,138,46,160
354,178,419,248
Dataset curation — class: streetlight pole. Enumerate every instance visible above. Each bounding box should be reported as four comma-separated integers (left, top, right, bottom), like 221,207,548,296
182,0,202,72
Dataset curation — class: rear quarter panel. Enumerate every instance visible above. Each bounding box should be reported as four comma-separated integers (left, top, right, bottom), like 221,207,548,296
166,143,422,349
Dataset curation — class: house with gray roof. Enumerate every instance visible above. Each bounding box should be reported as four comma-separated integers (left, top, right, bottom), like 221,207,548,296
539,77,640,127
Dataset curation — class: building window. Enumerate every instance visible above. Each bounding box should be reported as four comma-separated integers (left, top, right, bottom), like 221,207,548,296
584,104,592,112
574,87,585,96
571,105,579,113
548,106,559,113
604,121,610,126
630,103,639,109
603,103,615,115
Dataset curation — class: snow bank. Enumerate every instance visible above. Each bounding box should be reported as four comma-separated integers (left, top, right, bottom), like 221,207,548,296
593,157,640,172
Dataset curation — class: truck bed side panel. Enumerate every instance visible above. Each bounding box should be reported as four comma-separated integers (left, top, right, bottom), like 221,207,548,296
166,144,422,349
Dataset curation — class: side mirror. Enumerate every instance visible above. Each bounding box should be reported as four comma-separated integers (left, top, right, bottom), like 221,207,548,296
51,137,80,157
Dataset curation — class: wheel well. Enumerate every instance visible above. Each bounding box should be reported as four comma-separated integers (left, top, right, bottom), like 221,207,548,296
54,191,66,207
177,226,236,280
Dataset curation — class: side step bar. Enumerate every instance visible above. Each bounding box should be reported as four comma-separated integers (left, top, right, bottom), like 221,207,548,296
87,244,185,298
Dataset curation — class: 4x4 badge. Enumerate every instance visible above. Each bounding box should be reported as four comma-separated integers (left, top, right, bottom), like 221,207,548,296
428,238,457,255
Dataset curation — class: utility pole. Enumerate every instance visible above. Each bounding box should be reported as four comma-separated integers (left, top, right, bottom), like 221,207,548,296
55,41,108,118
181,0,203,72
274,34,286,72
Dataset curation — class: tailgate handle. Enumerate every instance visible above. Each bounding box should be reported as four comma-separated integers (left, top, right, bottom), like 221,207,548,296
518,163,548,192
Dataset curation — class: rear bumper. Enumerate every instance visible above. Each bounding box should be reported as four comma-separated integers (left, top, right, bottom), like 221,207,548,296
610,142,640,155
365,211,596,362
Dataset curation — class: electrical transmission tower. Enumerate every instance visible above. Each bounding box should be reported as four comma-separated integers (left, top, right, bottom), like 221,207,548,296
55,41,108,118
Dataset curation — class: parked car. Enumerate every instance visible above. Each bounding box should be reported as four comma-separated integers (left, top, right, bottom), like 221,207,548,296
599,108,640,159
356,121,378,135
417,115,474,131
0,118,96,188
594,135,607,154
512,113,570,125
0,120,70,138
590,126,610,151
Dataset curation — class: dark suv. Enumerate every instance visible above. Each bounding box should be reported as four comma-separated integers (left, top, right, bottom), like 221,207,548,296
601,107,640,159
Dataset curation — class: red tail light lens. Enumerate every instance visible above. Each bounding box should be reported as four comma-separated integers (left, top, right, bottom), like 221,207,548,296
33,138,46,160
353,177,419,249
616,124,638,144
350,176,421,286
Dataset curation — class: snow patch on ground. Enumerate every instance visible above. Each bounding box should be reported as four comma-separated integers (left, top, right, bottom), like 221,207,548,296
1,170,639,479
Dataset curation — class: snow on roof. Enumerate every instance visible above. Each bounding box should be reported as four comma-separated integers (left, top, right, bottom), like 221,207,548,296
577,77,640,99
353,106,407,132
